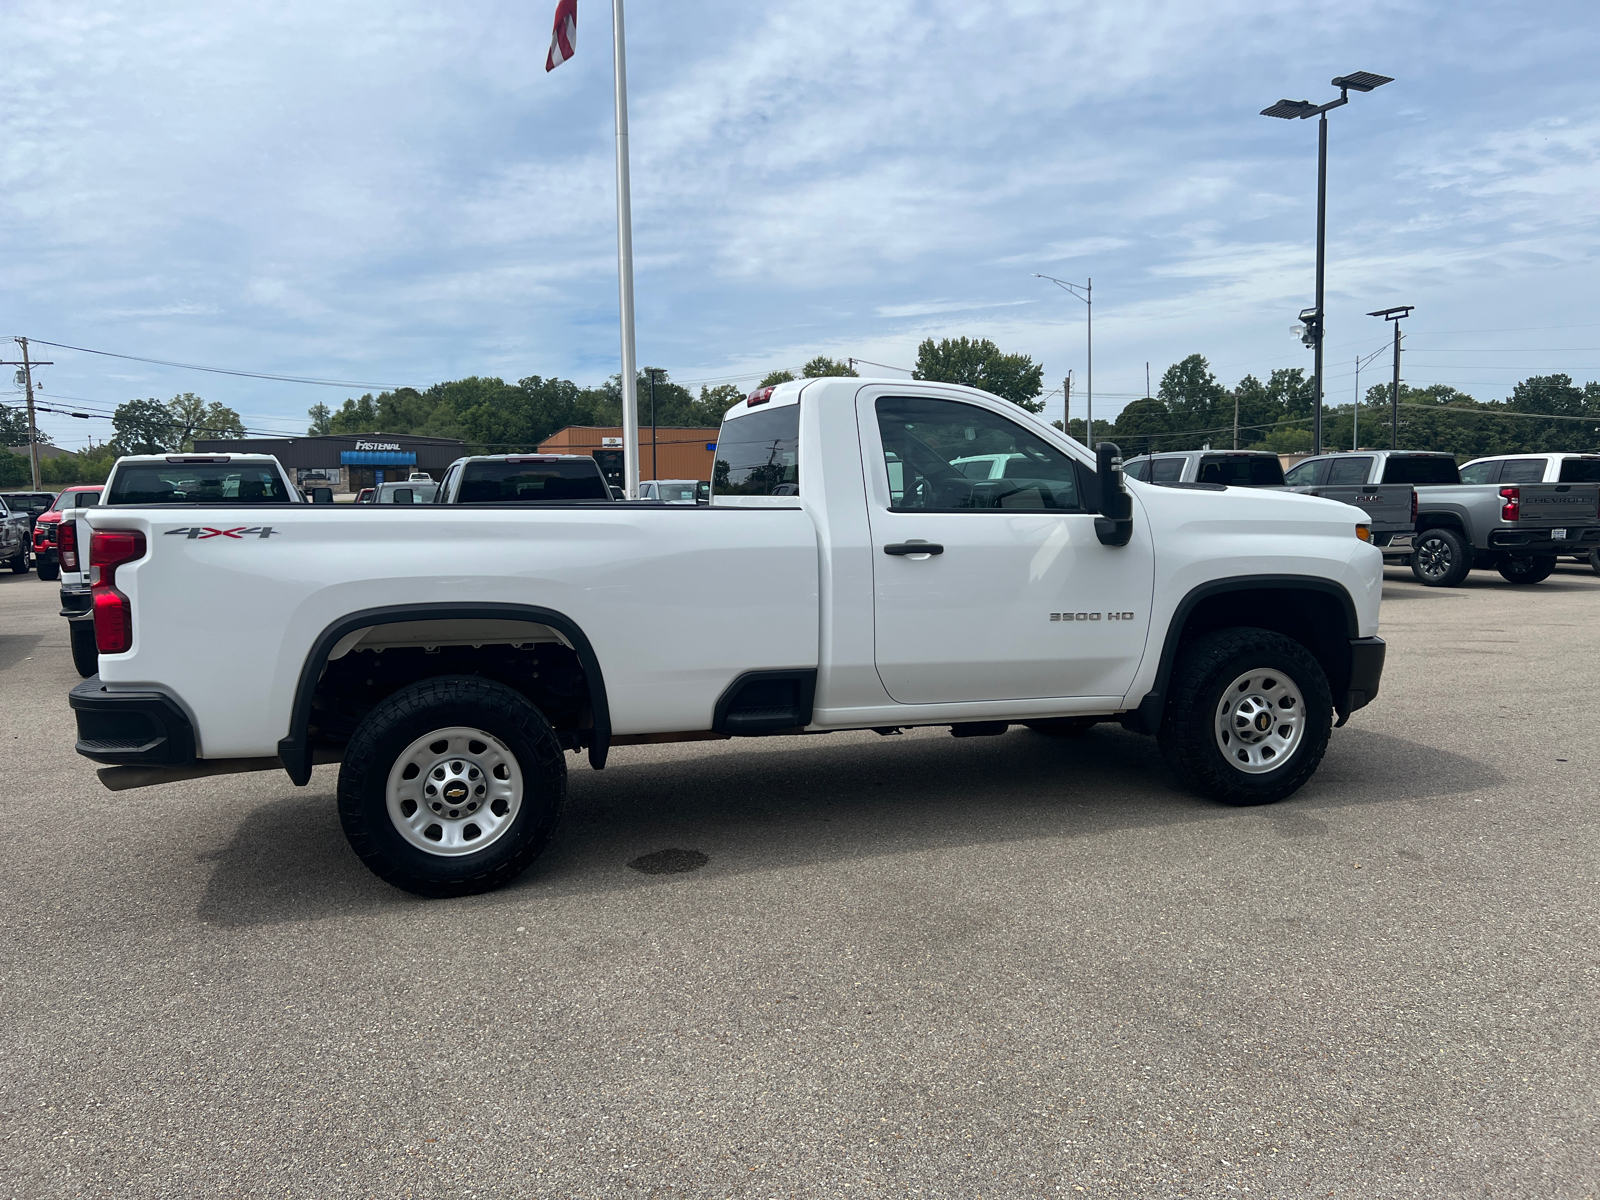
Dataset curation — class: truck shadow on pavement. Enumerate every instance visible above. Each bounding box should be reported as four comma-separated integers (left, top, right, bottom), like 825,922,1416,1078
195,723,1501,927
0,634,43,673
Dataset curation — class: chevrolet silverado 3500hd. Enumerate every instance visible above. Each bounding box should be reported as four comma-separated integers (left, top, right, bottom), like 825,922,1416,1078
70,378,1386,896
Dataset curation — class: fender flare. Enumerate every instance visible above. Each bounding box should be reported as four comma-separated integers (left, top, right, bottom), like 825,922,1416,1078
1121,574,1359,735
277,602,611,785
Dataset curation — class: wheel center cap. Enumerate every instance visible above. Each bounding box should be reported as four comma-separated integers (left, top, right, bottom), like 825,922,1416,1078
1255,710,1273,732
442,781,469,802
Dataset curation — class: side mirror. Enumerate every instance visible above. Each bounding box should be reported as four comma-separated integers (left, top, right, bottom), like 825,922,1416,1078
1094,442,1134,547
310,488,333,505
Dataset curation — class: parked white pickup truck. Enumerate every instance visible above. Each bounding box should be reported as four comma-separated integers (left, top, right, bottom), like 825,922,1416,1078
71,379,1386,896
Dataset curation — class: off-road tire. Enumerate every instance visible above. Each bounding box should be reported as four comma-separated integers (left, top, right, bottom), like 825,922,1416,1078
1497,555,1555,585
1024,717,1098,737
36,558,59,581
69,620,98,678
1410,527,1472,588
337,676,567,898
1158,627,1333,806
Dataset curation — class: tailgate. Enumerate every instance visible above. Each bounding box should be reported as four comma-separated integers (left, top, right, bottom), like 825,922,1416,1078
1517,483,1600,526
1301,484,1414,531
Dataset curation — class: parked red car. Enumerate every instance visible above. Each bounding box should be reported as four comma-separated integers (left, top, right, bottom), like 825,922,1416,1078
32,485,102,582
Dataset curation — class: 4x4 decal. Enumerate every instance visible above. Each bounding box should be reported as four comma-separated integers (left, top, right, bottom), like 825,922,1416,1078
164,526,281,540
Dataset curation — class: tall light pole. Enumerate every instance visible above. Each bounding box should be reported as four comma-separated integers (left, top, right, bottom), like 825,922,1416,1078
646,367,663,481
1262,71,1392,456
1033,274,1091,443
1368,305,1413,450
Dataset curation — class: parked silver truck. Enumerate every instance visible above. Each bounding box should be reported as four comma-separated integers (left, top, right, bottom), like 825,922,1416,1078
1286,450,1600,586
1124,449,1415,546
1458,453,1600,575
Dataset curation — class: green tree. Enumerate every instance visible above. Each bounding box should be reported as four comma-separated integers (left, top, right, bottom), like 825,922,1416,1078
1157,355,1226,441
166,393,246,449
0,450,29,487
0,403,39,447
759,369,796,388
326,394,380,434
698,383,745,422
801,356,857,378
1109,398,1174,454
307,402,333,436
912,337,1044,412
112,398,175,454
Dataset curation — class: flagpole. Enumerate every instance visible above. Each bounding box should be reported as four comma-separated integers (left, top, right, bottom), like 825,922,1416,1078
611,0,640,498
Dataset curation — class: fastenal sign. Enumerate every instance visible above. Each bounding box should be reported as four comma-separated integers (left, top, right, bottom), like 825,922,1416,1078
354,440,403,452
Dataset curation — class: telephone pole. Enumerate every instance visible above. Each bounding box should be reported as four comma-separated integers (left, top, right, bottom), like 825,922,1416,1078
1063,372,1072,432
1368,306,1413,450
1,338,53,489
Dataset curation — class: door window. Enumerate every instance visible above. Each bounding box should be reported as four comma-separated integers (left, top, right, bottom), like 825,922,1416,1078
1458,461,1497,485
1326,456,1373,485
1283,459,1322,486
1150,458,1185,483
1498,459,1547,484
1558,458,1600,482
874,397,1083,511
1123,458,1151,481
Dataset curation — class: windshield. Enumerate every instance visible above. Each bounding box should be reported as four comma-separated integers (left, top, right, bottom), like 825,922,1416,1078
1196,455,1285,486
458,460,608,502
1,493,54,511
107,463,290,504
1380,456,1459,485
715,404,800,497
1559,458,1600,483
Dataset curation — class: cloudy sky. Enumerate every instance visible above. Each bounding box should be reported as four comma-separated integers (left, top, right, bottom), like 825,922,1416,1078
3,0,1598,448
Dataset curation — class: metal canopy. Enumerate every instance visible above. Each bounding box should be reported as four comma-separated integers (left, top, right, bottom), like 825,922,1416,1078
1332,71,1393,92
1261,99,1318,119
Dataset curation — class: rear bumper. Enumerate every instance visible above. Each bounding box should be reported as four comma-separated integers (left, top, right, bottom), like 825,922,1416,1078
1343,636,1386,718
1488,526,1600,551
70,679,197,766
60,584,92,620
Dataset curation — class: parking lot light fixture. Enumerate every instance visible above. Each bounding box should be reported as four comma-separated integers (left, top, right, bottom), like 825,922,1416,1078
1262,72,1393,456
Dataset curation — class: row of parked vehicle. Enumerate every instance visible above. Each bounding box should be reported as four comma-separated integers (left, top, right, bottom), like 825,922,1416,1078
1122,448,1600,586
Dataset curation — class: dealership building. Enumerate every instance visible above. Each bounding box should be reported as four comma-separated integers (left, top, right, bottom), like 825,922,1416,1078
191,433,467,493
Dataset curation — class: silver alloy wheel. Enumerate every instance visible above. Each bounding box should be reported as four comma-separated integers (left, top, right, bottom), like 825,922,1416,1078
1214,668,1306,775
1414,533,1453,581
385,726,523,857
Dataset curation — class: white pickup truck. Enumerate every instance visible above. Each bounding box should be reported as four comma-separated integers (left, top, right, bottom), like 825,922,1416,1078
71,378,1386,897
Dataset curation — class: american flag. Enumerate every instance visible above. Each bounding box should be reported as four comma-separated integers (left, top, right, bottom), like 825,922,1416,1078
546,0,577,72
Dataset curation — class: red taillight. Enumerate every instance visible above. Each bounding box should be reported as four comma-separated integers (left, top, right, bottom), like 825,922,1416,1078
1499,485,1520,522
91,531,146,655
746,386,775,406
59,521,78,570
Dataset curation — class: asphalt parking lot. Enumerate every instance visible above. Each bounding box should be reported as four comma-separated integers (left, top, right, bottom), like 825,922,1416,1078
2,563,1597,1199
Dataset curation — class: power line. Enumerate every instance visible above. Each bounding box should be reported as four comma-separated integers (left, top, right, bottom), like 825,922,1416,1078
22,338,412,390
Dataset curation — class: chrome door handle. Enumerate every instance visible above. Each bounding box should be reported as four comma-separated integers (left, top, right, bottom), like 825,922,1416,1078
883,542,944,556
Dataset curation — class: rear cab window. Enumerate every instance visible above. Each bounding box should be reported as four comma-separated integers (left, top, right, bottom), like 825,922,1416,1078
1380,455,1459,485
1558,457,1600,483
107,463,291,504
1150,458,1185,483
1497,460,1548,485
1458,461,1497,484
714,402,801,497
1325,456,1373,486
1197,455,1286,486
458,459,609,502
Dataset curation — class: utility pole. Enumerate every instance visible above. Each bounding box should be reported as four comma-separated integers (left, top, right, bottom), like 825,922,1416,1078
1233,390,1240,450
1145,362,1150,399
646,367,662,481
1,338,53,490
1368,305,1414,450
1063,372,1071,433
1033,273,1091,444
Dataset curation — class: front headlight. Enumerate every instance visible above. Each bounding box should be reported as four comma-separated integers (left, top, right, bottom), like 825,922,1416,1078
1355,524,1372,542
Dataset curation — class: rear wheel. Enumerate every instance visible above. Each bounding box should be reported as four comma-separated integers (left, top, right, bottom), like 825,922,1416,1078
1410,527,1472,587
1497,555,1555,584
1158,627,1332,806
1590,548,1600,578
337,676,567,897
9,543,28,574
69,620,98,677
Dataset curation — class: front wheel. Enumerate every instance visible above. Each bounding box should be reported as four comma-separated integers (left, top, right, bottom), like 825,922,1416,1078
1158,627,1333,806
1590,548,1600,578
337,676,567,897
69,620,98,677
9,545,28,574
36,557,59,581
1497,555,1555,585
1410,527,1472,587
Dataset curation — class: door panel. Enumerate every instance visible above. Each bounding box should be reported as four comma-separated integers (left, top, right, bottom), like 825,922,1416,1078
860,391,1154,704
